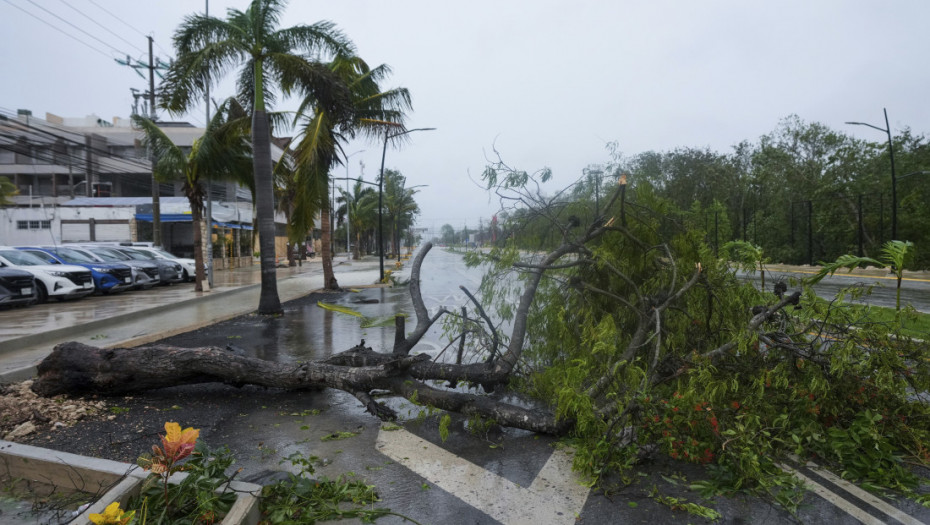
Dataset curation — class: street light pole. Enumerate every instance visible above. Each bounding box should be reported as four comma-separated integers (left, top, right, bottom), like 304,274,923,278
377,126,436,282
846,108,898,239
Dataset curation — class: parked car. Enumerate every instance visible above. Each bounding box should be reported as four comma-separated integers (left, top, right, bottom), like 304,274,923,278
107,246,185,285
70,245,160,290
115,244,198,282
0,246,94,302
16,246,134,295
0,267,37,307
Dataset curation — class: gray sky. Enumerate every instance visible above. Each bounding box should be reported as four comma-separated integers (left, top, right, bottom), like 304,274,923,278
2,0,928,233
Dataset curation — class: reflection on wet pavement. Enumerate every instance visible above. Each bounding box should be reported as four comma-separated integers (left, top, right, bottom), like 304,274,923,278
0,263,324,343
237,250,487,363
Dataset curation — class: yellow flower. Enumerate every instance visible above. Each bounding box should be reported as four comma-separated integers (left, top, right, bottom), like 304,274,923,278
89,501,135,525
161,422,199,462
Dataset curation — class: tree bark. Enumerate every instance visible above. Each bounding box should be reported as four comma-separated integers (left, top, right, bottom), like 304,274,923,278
190,194,205,292
253,108,283,314
31,341,566,434
320,190,339,290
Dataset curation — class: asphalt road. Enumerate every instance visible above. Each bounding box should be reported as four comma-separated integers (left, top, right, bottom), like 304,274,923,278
740,266,930,313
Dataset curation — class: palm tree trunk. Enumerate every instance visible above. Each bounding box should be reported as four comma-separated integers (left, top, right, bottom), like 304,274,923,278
321,195,339,290
190,196,205,292
253,108,283,315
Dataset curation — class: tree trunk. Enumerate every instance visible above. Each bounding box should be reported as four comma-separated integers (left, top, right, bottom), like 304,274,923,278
31,341,566,435
190,195,205,292
321,191,339,290
253,108,283,315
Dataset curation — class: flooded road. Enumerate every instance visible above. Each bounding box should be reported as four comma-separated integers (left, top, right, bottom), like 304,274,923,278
238,248,486,363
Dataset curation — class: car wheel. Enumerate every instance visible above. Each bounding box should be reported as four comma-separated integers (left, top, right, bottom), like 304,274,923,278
36,282,48,304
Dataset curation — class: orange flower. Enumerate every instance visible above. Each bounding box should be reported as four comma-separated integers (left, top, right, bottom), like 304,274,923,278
160,422,199,462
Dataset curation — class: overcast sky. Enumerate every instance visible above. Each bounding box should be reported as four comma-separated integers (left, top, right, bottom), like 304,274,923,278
2,0,928,233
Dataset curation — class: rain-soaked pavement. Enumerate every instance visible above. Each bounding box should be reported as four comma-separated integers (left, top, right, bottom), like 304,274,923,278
3,249,930,524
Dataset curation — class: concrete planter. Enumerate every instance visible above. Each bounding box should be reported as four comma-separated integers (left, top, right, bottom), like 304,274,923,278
0,440,261,524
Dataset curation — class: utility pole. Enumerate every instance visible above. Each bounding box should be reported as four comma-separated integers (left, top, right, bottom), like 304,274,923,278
205,0,214,287
148,35,162,249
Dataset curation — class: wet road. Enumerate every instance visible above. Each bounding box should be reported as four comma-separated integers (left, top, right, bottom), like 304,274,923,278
743,266,930,313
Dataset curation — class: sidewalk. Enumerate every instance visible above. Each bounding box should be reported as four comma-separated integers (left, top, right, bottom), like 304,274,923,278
0,255,383,382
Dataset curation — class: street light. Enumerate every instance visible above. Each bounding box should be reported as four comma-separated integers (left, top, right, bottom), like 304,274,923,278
377,126,436,281
846,108,899,239
342,150,365,260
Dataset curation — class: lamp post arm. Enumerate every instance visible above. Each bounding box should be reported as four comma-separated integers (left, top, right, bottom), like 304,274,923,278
332,176,378,186
844,121,888,134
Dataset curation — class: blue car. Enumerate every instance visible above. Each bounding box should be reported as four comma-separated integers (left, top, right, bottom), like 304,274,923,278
16,246,134,294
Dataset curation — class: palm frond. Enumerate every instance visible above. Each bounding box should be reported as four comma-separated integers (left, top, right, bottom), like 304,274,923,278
806,253,884,285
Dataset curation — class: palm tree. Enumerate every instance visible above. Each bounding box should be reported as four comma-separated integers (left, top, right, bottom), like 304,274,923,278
809,240,915,310
161,0,352,314
339,179,377,260
289,55,411,289
133,99,251,292
382,169,420,260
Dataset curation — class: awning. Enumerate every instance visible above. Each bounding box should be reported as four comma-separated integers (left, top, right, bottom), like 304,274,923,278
134,213,253,230
214,221,253,231
135,213,193,223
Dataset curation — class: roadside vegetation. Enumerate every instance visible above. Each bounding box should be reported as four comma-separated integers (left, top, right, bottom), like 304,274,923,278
458,157,930,511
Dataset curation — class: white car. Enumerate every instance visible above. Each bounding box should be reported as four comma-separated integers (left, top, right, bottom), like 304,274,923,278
0,246,94,302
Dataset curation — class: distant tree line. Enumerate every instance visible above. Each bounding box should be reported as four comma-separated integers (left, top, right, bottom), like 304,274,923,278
492,115,930,268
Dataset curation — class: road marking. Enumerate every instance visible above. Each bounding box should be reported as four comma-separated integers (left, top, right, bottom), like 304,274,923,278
377,428,589,524
800,460,926,525
770,268,930,283
779,463,885,525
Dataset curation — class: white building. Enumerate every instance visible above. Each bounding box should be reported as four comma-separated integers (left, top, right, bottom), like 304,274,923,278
0,108,287,257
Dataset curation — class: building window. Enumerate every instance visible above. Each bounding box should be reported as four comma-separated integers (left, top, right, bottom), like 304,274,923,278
16,220,51,230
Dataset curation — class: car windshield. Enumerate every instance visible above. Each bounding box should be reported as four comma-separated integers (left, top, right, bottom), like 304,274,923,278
52,247,97,263
121,248,156,260
87,247,129,262
68,248,103,262
151,249,178,259
0,249,53,266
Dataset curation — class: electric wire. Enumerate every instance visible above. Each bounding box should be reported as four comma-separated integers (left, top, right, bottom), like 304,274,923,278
58,0,145,55
1,0,112,60
24,0,129,57
85,0,170,55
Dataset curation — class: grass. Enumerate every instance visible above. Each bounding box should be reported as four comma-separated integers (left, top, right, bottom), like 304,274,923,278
801,296,930,339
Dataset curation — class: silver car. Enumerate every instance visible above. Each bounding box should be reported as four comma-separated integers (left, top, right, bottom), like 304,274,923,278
70,245,160,290
110,246,185,285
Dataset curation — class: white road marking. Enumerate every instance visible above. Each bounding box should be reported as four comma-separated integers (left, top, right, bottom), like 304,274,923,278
377,428,589,524
802,460,926,525
778,463,885,525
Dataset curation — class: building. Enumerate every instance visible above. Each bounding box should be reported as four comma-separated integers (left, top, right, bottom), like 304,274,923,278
0,108,288,259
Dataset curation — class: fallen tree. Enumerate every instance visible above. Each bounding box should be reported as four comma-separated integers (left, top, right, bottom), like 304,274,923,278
32,160,930,508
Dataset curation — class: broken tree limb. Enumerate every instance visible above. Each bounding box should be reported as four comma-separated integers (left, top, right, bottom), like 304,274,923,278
31,341,564,432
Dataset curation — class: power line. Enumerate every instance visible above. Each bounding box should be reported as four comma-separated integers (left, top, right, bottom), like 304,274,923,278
85,0,145,38
58,0,145,55
1,0,111,59
85,0,170,55
24,0,129,56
